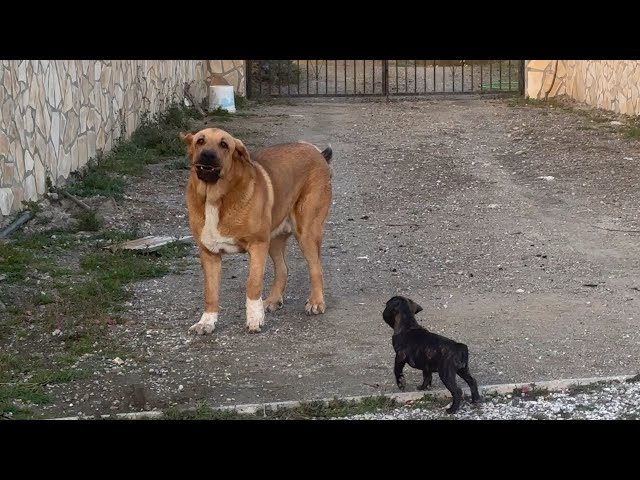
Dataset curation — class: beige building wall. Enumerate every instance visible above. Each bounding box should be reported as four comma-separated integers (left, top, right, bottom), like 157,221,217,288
526,60,640,116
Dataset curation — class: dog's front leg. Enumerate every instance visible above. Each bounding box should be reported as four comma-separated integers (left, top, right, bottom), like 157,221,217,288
394,353,407,391
245,242,269,333
189,247,222,335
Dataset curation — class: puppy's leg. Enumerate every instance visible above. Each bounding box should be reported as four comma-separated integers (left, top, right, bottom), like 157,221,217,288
457,366,481,404
264,233,291,313
394,352,407,391
417,369,433,391
245,242,269,333
189,248,222,335
438,366,464,414
293,189,331,315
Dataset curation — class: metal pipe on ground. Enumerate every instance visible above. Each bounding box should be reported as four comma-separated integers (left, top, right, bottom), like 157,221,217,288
0,211,33,239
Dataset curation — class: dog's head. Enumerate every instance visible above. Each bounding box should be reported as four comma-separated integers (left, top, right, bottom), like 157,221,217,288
383,295,423,329
180,128,249,184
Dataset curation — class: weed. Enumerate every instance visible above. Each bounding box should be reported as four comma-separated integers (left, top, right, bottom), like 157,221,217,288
625,127,640,140
74,211,103,232
512,384,549,400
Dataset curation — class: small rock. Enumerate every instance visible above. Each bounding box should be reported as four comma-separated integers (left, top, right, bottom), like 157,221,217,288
487,204,499,209
515,150,526,156
538,176,555,181
516,289,525,293
624,157,633,161
52,329,62,336
112,357,125,366
610,121,623,126
178,385,184,392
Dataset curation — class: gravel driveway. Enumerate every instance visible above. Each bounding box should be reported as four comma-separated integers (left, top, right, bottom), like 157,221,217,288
9,95,640,418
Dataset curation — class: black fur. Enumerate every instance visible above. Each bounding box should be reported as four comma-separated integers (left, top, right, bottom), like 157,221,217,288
321,146,332,163
383,295,481,414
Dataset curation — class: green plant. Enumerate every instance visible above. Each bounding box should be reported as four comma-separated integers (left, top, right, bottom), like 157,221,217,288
254,60,301,85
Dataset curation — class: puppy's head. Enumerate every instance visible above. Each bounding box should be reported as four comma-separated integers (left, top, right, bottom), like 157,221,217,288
383,295,423,329
180,128,249,184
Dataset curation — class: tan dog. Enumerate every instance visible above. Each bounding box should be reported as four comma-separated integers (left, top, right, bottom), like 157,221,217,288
181,128,333,334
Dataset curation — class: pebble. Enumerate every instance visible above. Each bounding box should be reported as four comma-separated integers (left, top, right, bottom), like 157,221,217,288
340,380,640,420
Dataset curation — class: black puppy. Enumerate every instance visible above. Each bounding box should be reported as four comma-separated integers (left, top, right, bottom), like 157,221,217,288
383,295,481,414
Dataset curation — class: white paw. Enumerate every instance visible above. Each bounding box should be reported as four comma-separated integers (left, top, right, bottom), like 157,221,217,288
189,312,218,335
246,297,265,333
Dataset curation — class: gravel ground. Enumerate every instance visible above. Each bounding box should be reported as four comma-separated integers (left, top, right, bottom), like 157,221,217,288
4,95,640,418
342,379,640,420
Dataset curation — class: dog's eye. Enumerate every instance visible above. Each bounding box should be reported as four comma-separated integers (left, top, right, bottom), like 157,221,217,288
220,140,228,149
196,137,205,146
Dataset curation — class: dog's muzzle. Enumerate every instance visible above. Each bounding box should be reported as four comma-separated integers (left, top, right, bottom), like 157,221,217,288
194,164,222,183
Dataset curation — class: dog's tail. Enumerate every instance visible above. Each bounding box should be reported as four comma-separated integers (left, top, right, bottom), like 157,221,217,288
320,145,333,164
299,141,333,164
458,343,470,368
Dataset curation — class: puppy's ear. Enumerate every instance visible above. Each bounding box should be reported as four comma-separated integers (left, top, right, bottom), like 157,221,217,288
180,132,193,145
232,137,250,162
407,299,423,315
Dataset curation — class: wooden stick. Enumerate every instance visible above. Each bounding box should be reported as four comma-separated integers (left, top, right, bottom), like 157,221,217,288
184,82,206,116
591,224,640,234
58,189,93,213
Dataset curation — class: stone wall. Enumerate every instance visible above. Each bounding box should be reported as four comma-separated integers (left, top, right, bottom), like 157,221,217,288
0,60,211,216
526,60,640,116
207,60,246,96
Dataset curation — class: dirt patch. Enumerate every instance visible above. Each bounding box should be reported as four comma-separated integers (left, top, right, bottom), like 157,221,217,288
2,96,640,418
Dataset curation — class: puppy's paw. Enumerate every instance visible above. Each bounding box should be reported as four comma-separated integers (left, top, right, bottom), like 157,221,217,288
417,383,431,391
305,299,326,315
397,377,406,391
264,296,284,313
446,404,461,414
246,297,265,333
188,312,218,335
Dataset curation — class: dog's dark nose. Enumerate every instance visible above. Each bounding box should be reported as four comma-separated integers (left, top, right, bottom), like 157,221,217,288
198,149,218,165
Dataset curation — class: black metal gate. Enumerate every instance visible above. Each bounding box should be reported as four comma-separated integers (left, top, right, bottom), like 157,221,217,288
246,60,524,98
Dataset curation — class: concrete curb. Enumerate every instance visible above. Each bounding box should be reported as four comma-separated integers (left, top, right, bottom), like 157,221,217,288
50,374,635,420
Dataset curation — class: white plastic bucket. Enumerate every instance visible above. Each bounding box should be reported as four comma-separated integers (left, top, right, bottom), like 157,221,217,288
209,85,236,113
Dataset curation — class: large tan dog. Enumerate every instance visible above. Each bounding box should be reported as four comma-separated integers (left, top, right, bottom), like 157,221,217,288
181,127,333,334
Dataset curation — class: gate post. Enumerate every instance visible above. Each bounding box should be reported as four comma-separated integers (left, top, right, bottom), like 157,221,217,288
518,60,525,96
383,59,389,101
245,60,253,99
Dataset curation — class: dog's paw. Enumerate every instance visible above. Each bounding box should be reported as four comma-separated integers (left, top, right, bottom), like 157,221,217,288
264,297,284,313
397,377,406,391
189,312,218,335
305,300,326,315
246,297,265,333
417,383,431,391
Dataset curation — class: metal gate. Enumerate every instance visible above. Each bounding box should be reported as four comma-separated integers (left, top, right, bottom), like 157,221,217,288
246,60,524,98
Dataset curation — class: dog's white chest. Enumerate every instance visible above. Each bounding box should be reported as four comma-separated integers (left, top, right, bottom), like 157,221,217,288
200,203,241,254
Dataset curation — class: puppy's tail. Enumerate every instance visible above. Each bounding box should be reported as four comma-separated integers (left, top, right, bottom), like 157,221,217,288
459,343,470,368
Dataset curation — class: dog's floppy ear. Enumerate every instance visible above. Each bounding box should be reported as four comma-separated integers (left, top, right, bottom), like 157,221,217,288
180,132,194,161
232,137,250,163
180,132,193,145
407,298,423,315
